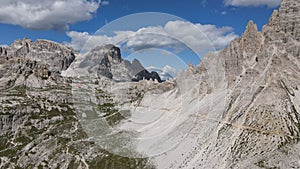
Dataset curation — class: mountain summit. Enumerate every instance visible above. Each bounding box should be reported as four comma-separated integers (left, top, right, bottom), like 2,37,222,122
63,44,163,83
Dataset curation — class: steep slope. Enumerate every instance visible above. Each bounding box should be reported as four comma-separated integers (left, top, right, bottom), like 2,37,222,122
190,4,300,167
108,0,300,168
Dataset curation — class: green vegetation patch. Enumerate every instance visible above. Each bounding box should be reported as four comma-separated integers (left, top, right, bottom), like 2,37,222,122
98,103,126,126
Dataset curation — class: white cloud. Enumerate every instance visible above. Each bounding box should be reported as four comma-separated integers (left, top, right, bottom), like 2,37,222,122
0,0,100,30
66,31,91,50
224,0,281,8
162,65,180,77
66,20,238,53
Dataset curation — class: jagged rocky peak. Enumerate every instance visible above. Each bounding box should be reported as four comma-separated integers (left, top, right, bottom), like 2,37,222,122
1,0,300,168
67,44,164,83
29,39,76,71
244,20,258,35
75,44,122,79
132,69,163,83
6,38,32,57
223,0,300,87
106,44,122,63
10,38,31,49
224,0,300,83
89,44,122,63
265,10,280,30
35,39,70,49
222,20,262,87
2,38,76,72
129,59,145,75
0,38,76,88
240,20,262,53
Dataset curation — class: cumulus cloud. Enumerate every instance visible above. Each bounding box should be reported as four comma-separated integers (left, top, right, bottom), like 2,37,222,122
224,0,281,8
162,65,180,77
0,0,100,30
66,20,238,53
66,31,91,50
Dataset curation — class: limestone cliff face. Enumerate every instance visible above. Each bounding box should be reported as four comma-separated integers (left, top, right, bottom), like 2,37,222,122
223,20,263,87
0,39,77,89
279,0,300,41
183,0,300,168
2,39,76,72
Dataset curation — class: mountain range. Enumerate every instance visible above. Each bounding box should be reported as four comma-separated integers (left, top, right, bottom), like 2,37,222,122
0,0,300,168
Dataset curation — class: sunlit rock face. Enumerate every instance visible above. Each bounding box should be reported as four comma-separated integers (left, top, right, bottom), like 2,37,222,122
0,39,76,89
279,0,300,41
1,38,76,72
164,0,300,168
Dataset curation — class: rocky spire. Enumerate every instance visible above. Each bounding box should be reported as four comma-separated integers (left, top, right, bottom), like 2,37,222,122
240,20,262,53
244,20,258,33
265,10,280,30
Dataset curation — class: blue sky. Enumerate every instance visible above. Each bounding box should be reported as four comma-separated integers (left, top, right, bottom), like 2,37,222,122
0,0,281,68
0,0,281,45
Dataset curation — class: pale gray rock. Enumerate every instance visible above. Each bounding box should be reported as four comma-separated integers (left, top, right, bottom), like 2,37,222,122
128,59,146,76
153,0,300,168
4,38,75,72
279,0,300,41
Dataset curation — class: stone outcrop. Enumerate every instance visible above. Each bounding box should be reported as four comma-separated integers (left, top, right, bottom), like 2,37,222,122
132,69,163,83
3,38,75,72
0,39,77,89
279,0,300,41
126,59,145,76
223,20,263,87
13,59,52,80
